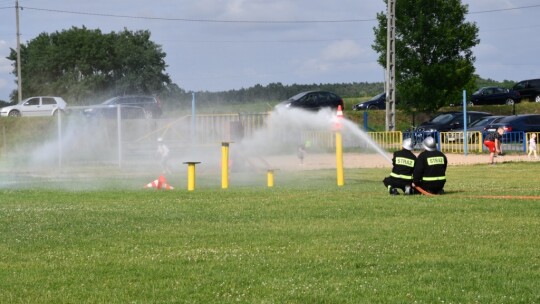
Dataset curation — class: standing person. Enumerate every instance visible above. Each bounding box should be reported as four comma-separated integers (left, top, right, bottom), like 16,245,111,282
528,133,538,159
413,137,447,195
483,127,504,165
297,143,307,165
383,138,417,195
156,137,171,174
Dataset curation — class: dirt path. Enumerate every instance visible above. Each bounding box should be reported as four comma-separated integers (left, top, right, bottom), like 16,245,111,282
260,152,533,171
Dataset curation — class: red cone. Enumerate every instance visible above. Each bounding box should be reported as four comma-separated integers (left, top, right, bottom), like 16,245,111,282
144,175,174,190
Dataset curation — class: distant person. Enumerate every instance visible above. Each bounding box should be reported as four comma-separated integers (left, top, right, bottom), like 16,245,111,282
297,143,307,165
528,133,538,159
412,137,447,195
156,137,171,174
483,127,504,165
383,138,416,195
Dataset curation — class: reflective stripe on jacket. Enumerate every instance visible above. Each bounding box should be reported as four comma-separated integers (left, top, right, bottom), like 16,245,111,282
390,172,413,180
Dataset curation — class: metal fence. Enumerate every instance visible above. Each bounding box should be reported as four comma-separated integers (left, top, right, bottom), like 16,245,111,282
366,131,403,150
376,130,535,154
2,112,538,170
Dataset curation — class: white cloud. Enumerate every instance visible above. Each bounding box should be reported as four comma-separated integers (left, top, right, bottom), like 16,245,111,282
472,43,499,59
321,40,365,61
0,40,14,98
0,56,12,74
298,40,366,74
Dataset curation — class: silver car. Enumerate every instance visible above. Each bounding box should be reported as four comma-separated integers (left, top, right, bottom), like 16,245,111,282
0,96,67,117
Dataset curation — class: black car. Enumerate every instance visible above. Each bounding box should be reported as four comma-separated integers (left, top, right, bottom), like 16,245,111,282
275,91,344,111
83,95,162,119
448,115,507,142
470,87,521,106
352,93,386,110
416,111,492,133
484,114,540,133
512,79,540,103
464,115,507,132
414,111,491,144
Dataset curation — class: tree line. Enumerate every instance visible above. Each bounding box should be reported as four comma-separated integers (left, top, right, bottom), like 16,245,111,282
168,82,386,107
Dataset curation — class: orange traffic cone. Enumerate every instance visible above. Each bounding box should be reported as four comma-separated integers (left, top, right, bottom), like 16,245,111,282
336,104,344,118
333,105,344,130
144,179,159,188
144,175,174,190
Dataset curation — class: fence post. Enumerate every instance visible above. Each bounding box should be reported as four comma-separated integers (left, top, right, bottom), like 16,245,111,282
363,111,368,130
463,90,468,156
523,132,527,153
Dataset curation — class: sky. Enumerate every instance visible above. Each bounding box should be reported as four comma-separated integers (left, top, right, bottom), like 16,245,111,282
0,0,539,102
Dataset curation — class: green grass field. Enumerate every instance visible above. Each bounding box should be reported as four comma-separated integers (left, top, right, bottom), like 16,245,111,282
1,162,540,303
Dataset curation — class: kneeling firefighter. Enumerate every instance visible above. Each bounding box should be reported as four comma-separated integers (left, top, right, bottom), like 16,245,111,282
383,138,416,195
412,136,447,195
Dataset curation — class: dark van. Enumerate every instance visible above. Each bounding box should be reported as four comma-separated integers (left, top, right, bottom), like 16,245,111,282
512,78,540,103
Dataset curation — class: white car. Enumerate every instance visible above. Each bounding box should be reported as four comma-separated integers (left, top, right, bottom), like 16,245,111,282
0,96,67,117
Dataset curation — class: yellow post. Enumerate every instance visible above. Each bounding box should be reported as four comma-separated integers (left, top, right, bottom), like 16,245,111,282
333,104,345,187
267,169,275,188
183,162,201,191
221,142,230,189
336,131,344,186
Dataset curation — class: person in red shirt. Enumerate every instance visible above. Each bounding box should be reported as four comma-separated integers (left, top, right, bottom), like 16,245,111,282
483,127,504,165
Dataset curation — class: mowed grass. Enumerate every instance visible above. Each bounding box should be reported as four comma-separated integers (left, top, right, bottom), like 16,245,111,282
1,162,540,303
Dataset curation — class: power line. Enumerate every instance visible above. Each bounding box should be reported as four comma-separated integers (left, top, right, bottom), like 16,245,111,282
16,3,540,24
172,38,370,44
469,4,540,14
21,6,377,23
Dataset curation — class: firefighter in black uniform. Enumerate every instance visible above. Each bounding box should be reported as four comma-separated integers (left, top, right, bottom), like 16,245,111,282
413,136,447,194
383,138,417,195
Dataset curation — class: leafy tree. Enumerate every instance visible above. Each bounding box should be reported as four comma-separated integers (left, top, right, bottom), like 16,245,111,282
372,0,479,113
7,27,171,105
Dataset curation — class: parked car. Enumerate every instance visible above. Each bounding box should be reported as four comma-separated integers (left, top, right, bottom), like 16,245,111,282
352,93,386,110
0,96,67,117
448,115,507,142
512,78,540,103
83,95,162,119
484,114,540,133
469,87,521,106
416,111,492,133
275,91,344,111
414,111,491,144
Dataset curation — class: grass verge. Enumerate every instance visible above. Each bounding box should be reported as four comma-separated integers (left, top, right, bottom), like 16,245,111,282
1,163,540,303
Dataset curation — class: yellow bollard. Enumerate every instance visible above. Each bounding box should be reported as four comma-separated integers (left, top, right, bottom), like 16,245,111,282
335,131,344,186
183,162,201,191
267,169,275,188
221,142,231,189
334,105,345,187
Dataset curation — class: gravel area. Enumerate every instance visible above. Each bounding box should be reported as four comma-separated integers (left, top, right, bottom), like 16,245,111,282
260,152,533,171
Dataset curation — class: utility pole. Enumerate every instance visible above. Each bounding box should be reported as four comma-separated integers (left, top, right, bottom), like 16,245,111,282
385,0,396,131
15,0,22,102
